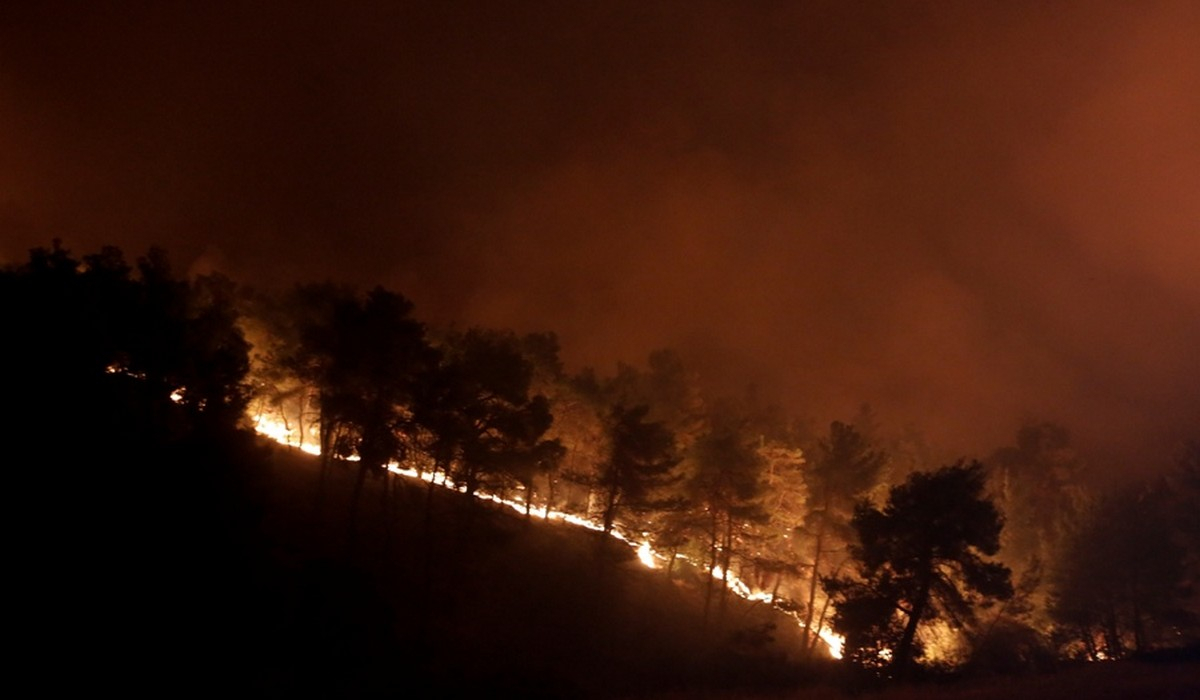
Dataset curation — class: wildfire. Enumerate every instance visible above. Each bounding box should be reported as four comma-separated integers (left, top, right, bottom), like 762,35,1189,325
252,413,845,659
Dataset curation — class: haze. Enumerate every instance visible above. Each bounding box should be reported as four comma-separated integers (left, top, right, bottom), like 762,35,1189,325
3,1,1197,477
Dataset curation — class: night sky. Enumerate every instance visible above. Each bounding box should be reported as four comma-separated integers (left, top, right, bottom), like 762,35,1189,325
3,1,1197,478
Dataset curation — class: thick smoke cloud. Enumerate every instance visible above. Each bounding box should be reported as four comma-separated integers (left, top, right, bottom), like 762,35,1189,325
3,1,1197,476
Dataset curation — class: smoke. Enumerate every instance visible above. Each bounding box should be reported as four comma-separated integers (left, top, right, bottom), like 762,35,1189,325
2,1,1197,475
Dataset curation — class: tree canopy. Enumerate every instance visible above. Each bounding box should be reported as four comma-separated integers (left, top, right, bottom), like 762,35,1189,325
1050,483,1193,659
828,460,1013,676
415,328,562,499
595,403,680,536
801,421,887,654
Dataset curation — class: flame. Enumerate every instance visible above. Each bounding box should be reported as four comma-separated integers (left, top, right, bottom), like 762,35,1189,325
710,565,844,659
820,626,846,660
918,619,967,666
252,411,845,659
253,415,320,455
637,541,658,569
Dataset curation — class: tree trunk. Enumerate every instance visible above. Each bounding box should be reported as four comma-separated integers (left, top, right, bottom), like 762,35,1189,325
602,483,619,536
545,473,557,518
296,391,307,451
704,509,719,622
318,393,334,468
811,594,834,656
523,477,535,520
719,512,734,618
1104,604,1123,659
463,467,480,499
802,519,826,655
1131,599,1147,654
892,571,932,678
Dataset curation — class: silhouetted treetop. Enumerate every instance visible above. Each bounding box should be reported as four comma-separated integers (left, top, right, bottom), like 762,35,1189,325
3,241,251,427
828,460,1012,676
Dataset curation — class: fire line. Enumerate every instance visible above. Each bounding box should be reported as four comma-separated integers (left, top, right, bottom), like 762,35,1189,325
253,414,845,659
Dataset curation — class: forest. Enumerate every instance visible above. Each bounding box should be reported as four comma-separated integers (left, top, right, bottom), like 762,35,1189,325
5,241,1198,697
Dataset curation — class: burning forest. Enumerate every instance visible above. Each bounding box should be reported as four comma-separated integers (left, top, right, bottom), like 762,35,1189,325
4,242,1197,697
4,4,1199,695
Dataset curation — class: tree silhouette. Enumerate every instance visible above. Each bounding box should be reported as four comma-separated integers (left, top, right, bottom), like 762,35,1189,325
988,422,1089,582
542,368,610,518
274,283,434,544
594,403,680,536
801,421,887,655
1050,483,1191,658
415,328,560,501
267,282,358,460
687,409,769,620
983,421,1091,662
285,285,433,469
604,349,707,455
4,242,262,688
3,242,252,439
504,333,569,517
828,460,1012,676
739,406,807,609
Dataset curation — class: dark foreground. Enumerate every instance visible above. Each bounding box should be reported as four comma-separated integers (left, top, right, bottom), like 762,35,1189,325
644,656,1199,699
22,428,1197,699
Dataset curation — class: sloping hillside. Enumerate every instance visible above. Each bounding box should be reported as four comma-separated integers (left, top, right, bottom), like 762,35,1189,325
241,441,823,697
22,422,1197,699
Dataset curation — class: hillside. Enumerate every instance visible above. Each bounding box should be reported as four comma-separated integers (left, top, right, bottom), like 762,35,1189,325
19,418,1197,699
224,438,827,698
173,437,1200,699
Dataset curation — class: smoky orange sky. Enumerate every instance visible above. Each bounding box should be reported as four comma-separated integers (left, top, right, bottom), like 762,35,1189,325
2,1,1197,478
